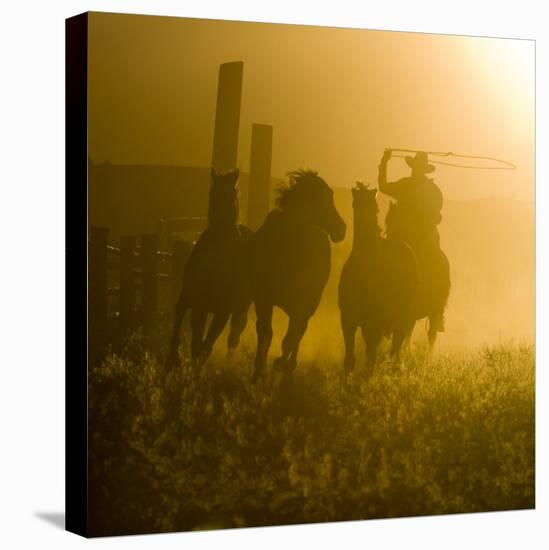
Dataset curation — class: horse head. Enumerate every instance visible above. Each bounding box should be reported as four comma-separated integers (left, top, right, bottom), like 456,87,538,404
352,181,378,217
208,167,240,227
277,169,346,243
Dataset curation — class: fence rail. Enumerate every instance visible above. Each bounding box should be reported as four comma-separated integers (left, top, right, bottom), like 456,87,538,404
88,224,194,357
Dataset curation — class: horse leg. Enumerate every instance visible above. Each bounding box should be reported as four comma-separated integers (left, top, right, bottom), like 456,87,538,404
428,304,446,352
274,314,309,374
341,313,357,375
190,308,207,366
427,249,450,352
392,316,416,362
391,328,407,365
403,319,416,349
227,306,249,354
252,300,273,382
427,317,438,352
166,294,189,368
361,325,381,371
201,310,230,365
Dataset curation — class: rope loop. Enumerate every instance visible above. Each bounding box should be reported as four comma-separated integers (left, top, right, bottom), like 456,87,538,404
391,148,516,170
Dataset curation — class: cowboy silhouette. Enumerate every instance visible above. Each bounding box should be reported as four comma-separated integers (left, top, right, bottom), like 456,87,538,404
378,149,447,334
379,149,442,249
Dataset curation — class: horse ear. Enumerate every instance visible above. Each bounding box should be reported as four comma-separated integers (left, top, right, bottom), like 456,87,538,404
210,167,217,179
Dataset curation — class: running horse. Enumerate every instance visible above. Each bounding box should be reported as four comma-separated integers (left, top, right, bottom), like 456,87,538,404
339,183,418,372
167,167,253,367
385,202,450,349
250,169,346,381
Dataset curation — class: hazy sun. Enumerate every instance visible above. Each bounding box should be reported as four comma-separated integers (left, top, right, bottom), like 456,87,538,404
468,37,535,105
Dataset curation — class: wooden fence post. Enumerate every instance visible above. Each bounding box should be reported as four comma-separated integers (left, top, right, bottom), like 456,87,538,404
247,123,273,230
141,234,158,334
88,226,109,359
119,235,136,334
211,61,244,172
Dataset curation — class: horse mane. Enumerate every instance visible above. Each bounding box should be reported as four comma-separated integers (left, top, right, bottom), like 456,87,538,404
367,194,382,237
276,168,321,210
352,182,382,238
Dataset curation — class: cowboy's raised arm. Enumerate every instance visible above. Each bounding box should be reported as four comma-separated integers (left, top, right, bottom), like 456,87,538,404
378,148,400,199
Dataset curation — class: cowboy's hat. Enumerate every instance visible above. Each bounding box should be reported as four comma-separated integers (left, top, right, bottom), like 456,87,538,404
405,151,435,173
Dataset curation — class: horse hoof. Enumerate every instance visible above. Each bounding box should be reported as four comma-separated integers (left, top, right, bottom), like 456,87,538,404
273,357,293,373
273,357,283,371
364,366,375,379
344,361,355,375
278,370,295,391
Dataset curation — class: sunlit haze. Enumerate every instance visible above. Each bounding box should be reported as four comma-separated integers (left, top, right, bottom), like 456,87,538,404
88,13,534,202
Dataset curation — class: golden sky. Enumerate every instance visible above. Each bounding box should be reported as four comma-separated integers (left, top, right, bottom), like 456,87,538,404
88,12,535,202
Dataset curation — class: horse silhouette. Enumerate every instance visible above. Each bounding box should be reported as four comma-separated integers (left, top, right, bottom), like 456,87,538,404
339,183,418,372
167,167,253,367
385,202,451,348
249,169,346,381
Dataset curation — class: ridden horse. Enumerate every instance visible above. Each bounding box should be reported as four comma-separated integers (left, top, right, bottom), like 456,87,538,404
167,167,253,367
250,169,346,381
385,202,451,348
339,183,418,372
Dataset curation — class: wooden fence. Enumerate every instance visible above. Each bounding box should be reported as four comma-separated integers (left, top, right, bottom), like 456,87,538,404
88,223,200,357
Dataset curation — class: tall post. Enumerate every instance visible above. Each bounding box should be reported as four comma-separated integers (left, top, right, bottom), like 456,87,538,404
88,226,109,360
211,61,244,173
119,235,136,335
247,123,273,230
141,234,158,335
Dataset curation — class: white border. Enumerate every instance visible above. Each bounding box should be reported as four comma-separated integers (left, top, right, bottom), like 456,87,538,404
0,1,546,548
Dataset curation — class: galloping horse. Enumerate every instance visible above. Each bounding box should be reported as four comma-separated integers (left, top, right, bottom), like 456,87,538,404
167,167,253,367
385,202,451,348
339,183,418,372
250,169,346,381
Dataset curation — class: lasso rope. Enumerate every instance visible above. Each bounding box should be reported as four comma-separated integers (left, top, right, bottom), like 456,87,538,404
391,148,516,170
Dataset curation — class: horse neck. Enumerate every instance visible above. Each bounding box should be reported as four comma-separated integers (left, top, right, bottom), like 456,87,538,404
281,203,313,227
208,201,239,231
352,206,380,251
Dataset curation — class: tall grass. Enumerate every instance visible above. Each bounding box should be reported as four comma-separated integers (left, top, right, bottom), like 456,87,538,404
88,336,534,536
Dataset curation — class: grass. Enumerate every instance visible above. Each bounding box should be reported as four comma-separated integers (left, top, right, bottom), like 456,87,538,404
88,335,535,536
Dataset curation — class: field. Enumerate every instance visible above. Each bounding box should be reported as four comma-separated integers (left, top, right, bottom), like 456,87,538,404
88,331,535,537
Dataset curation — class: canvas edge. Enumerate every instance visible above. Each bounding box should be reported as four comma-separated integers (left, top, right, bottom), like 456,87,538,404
65,11,89,538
